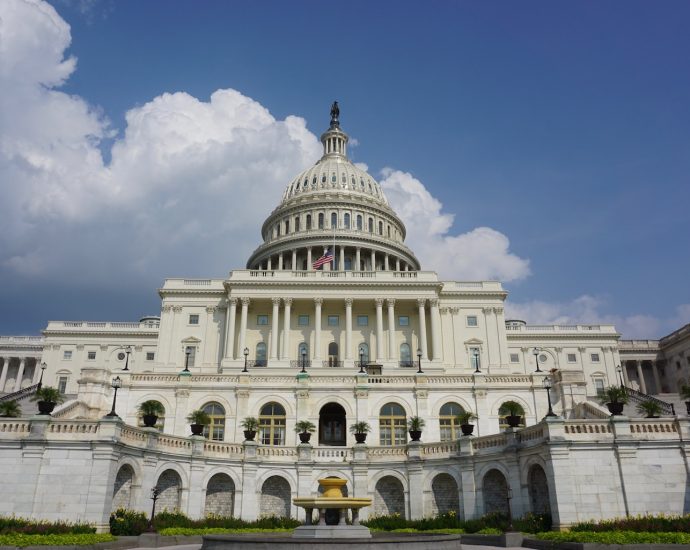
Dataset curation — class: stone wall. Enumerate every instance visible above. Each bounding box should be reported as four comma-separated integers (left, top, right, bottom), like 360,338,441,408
528,465,550,514
373,476,405,517
157,469,182,511
205,473,235,516
260,476,291,518
430,473,459,516
111,465,134,511
482,469,508,514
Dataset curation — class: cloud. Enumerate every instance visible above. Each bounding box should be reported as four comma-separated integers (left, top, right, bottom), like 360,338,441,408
505,295,690,339
379,168,530,282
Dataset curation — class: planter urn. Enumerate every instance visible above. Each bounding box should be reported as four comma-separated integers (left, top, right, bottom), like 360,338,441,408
408,429,422,442
506,415,522,428
244,430,257,441
37,401,56,416
142,414,158,427
190,423,204,436
354,432,367,444
298,432,312,444
461,424,475,436
606,402,624,416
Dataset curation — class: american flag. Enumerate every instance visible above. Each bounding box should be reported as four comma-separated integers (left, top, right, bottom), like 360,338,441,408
312,249,334,269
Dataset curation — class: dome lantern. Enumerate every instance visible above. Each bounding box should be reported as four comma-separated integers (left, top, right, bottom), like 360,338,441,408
320,101,348,158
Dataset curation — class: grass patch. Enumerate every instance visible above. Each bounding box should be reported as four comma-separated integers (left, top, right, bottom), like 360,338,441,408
159,527,294,536
0,533,114,547
536,531,690,544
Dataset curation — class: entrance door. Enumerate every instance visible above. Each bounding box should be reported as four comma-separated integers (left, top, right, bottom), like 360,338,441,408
319,403,346,446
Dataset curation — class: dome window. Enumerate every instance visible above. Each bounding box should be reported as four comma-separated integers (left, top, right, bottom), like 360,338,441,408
306,214,312,230
295,217,300,232
368,218,374,233
331,173,337,183
303,179,308,189
318,213,324,229
344,213,350,229
360,178,365,189
331,212,337,228
312,176,317,184
379,221,383,235
341,173,346,183
356,215,362,230
285,220,290,234
322,174,326,183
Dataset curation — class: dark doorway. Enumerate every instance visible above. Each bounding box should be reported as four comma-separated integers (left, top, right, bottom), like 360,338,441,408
319,403,346,446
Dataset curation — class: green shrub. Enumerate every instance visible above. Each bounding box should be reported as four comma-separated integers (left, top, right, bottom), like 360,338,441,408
160,527,294,535
569,513,690,532
109,508,148,536
477,527,502,534
536,530,690,544
0,516,95,535
0,533,114,547
362,511,549,534
133,510,299,532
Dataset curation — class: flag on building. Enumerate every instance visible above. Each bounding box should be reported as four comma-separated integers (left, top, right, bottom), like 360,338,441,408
313,249,334,269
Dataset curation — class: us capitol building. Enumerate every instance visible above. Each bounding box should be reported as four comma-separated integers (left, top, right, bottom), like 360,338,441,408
0,105,688,532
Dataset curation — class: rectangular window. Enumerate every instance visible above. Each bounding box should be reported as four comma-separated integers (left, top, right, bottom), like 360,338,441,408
467,315,478,327
87,351,96,360
357,315,368,326
328,315,339,326
398,316,409,326
510,353,519,363
257,314,269,326
189,314,199,325
146,352,155,361
298,314,309,326
185,346,196,367
594,378,605,396
63,350,72,360
58,376,68,394
590,353,600,363
567,353,577,363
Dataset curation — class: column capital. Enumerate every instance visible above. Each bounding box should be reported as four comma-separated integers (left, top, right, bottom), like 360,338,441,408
416,298,426,308
450,307,460,314
206,306,217,314
227,297,238,306
314,297,323,305
482,307,493,314
172,305,183,313
161,305,172,312
272,297,282,306
284,297,293,306
344,298,353,307
492,307,504,314
241,297,251,306
375,298,384,307
429,298,439,308
386,298,396,307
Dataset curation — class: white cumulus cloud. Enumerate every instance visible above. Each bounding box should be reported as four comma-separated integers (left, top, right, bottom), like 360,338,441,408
379,168,530,282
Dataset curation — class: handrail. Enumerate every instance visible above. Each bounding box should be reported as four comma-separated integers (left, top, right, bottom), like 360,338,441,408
0,383,39,403
624,386,675,415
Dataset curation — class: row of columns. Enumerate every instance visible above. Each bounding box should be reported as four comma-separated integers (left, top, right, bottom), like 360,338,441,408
622,359,665,394
256,245,413,273
0,357,40,393
223,297,442,363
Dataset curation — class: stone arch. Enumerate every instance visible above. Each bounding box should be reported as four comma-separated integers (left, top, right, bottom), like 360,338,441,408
373,476,405,518
482,468,508,515
260,475,291,518
205,473,235,516
527,464,551,515
430,473,460,516
111,464,135,511
319,402,347,446
490,395,532,416
157,469,182,511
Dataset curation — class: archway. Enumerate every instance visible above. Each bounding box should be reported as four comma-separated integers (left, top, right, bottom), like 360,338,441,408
431,473,460,516
111,465,134,511
205,473,235,516
260,476,291,518
373,476,405,517
528,464,551,515
157,469,182,511
482,469,508,515
319,403,346,446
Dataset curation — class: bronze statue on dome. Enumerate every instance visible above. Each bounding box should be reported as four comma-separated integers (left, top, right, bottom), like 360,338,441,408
330,101,340,127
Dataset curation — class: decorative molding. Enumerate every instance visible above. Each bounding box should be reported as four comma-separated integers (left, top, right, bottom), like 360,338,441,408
473,388,487,398
375,298,384,307
450,307,460,314
429,298,439,308
76,345,84,351
161,305,172,312
493,307,504,314
172,306,183,313
386,298,396,307
415,389,428,399
416,298,426,307
206,306,217,314
235,389,250,398
439,307,449,314
272,297,282,306
296,389,310,399
554,347,563,353
283,297,293,306
100,345,108,351
175,388,190,398
355,388,369,399
241,297,251,307
314,297,323,305
344,298,353,307
482,307,493,314
227,297,238,306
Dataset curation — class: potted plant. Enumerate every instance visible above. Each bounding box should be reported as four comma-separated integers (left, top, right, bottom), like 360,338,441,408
456,410,478,436
407,416,425,442
500,401,524,428
294,420,317,444
349,421,371,444
637,399,662,418
31,386,65,415
138,400,165,427
680,385,690,415
241,417,259,441
0,400,21,418
186,409,211,436
599,386,629,416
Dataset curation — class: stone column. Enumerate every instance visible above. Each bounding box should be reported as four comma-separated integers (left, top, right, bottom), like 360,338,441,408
224,298,237,360
355,247,361,271
13,358,25,392
282,298,292,360
0,358,9,393
652,361,662,394
238,298,250,358
371,250,376,271
339,247,345,271
271,298,281,360
267,257,272,270
417,299,428,360
307,247,312,269
387,299,397,361
429,298,441,361
278,253,283,270
384,254,389,270
636,360,647,394
621,361,630,386
375,298,385,361
345,298,353,361
292,249,297,271
314,298,322,361
395,258,400,271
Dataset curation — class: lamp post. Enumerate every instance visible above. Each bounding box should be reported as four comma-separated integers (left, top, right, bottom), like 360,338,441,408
301,349,307,373
38,362,47,390
182,349,191,373
243,347,249,373
533,347,542,373
473,348,480,373
105,376,122,417
543,376,556,418
122,345,132,371
616,365,624,387
147,486,161,532
416,348,423,374
505,487,515,532
358,347,366,374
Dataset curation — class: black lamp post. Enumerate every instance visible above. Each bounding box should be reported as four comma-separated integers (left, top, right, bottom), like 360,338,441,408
616,365,624,387
473,348,480,373
122,345,132,371
543,376,556,418
416,348,423,374
533,347,542,373
243,347,249,373
147,486,161,532
505,487,515,532
301,349,307,373
105,376,122,417
38,362,46,390
358,347,366,374
183,349,191,373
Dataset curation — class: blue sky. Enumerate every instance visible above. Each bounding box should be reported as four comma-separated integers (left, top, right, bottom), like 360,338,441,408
1,0,689,337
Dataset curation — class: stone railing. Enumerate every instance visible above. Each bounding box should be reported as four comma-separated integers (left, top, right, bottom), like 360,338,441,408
628,418,679,438
0,419,31,433
45,321,159,332
505,324,617,333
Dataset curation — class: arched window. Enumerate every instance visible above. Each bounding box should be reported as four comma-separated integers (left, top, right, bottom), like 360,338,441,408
368,218,374,233
400,343,412,367
379,403,406,446
318,213,324,229
358,343,369,363
331,212,337,228
328,342,339,367
344,213,350,229
202,402,226,441
295,216,300,232
255,342,267,367
285,220,289,234
259,402,286,445
276,224,281,236
387,226,391,238
356,215,363,230
498,401,526,429
378,221,383,235
439,402,465,441
306,214,312,230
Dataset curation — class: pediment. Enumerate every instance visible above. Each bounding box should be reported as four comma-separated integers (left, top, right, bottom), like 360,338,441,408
181,336,201,343
464,338,484,345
